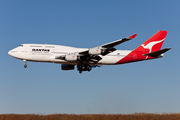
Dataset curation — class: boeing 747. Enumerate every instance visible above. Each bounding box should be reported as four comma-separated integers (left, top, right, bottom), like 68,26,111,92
8,30,171,73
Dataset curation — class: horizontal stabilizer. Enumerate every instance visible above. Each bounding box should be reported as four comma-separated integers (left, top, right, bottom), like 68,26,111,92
143,48,171,57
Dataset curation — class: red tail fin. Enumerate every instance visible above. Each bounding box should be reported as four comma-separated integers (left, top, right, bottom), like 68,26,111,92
116,30,168,64
134,30,168,53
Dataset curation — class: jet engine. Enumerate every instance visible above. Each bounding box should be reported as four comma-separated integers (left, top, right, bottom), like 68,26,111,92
65,54,78,61
89,46,116,55
61,64,75,70
89,46,103,55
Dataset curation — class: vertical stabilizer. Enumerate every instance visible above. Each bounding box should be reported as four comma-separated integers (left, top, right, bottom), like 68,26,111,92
134,30,168,53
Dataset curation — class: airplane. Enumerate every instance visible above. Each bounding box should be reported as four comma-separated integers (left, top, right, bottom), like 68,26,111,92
8,30,171,73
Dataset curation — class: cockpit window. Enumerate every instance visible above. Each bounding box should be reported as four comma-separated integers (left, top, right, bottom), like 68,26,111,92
19,45,23,47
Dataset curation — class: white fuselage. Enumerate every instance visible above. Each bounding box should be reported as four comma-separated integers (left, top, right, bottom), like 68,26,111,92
8,31,170,73
8,44,131,65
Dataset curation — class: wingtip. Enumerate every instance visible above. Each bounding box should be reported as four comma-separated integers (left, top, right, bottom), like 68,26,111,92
128,34,137,39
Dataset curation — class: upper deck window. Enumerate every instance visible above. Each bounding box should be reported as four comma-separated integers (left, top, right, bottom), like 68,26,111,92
19,45,23,47
45,46,55,48
30,45,42,47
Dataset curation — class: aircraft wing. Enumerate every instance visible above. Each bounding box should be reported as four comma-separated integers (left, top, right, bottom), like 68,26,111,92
56,34,137,64
79,33,137,56
101,34,137,48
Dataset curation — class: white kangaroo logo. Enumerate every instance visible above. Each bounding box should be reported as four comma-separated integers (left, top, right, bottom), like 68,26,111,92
141,39,164,59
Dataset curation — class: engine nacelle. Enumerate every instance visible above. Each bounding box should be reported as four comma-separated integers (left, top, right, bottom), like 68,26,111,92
65,54,78,61
89,46,115,55
89,46,102,55
61,64,75,70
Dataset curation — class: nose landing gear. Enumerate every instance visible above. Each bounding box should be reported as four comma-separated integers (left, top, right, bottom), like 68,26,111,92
23,60,27,68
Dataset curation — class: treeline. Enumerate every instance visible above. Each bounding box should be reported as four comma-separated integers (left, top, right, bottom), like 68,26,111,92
0,113,180,120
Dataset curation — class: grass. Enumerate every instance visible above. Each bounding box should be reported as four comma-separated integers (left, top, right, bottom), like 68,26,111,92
0,113,180,120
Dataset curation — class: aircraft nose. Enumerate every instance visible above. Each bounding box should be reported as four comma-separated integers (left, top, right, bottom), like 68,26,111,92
8,48,18,57
8,50,12,56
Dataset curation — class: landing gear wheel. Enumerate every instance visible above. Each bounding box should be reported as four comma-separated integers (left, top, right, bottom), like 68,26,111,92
79,71,82,74
87,66,92,71
24,64,27,68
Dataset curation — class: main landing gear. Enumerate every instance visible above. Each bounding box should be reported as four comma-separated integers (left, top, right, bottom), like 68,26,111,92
23,60,27,68
77,64,92,74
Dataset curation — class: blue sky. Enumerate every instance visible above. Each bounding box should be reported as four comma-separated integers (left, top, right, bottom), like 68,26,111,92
0,0,180,114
